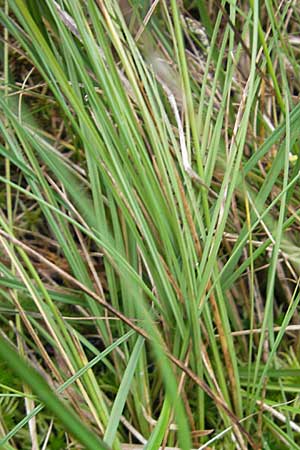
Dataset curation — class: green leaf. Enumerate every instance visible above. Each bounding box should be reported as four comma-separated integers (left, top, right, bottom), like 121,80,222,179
104,336,144,446
0,335,110,450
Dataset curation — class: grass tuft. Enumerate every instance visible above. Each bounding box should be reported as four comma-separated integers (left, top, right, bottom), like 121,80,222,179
0,1,300,449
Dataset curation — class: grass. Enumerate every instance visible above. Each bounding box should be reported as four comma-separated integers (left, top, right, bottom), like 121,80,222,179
0,0,300,449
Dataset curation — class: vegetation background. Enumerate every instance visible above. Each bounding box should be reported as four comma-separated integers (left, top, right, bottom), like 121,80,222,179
0,0,300,449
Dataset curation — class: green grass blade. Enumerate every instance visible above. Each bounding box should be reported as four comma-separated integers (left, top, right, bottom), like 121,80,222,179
104,336,144,446
0,335,110,450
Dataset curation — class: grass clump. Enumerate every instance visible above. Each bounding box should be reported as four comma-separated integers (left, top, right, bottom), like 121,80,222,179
0,1,300,449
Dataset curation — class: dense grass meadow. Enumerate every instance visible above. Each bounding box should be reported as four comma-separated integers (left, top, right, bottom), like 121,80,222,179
1,0,300,448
